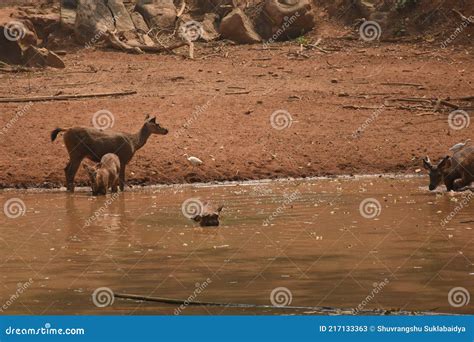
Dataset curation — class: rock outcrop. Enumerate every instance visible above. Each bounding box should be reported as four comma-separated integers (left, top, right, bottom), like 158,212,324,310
74,0,134,44
135,0,177,30
219,8,261,43
261,0,315,40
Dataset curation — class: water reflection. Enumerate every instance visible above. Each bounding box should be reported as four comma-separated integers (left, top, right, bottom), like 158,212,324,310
0,177,472,314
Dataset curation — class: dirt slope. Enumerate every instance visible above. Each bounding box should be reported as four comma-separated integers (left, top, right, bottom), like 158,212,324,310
0,38,472,188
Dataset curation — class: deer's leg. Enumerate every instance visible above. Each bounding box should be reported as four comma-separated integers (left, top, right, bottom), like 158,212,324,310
119,165,126,191
453,174,471,191
111,176,119,193
64,158,82,192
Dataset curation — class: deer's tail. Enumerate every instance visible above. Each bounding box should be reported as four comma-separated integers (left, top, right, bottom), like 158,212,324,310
51,128,65,142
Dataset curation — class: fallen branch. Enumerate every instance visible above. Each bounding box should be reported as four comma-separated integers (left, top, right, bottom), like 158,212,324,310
381,82,424,88
0,90,137,103
225,90,251,95
452,96,474,101
439,99,459,110
113,293,444,315
176,0,186,17
342,105,381,110
104,31,143,54
127,41,188,53
452,9,472,22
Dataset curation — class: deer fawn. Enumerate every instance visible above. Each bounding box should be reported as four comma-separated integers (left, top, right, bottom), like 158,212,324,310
83,153,121,196
51,115,168,192
423,146,474,191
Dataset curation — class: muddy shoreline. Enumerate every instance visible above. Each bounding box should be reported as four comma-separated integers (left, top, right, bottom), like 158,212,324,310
1,41,472,189
0,173,428,191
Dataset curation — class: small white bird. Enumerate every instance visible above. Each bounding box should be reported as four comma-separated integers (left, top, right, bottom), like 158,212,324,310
449,139,471,153
184,153,203,166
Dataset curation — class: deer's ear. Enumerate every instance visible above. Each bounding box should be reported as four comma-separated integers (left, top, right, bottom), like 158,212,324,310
217,205,224,213
438,156,451,169
149,116,156,123
145,114,150,120
423,157,432,170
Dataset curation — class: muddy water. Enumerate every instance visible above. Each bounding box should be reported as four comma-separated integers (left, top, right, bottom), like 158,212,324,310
0,177,473,315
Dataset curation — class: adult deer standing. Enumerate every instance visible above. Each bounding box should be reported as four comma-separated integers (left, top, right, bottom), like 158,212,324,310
51,115,168,192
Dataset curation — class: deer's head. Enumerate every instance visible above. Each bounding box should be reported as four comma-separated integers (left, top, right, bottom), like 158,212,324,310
144,115,168,135
193,205,224,227
423,156,452,191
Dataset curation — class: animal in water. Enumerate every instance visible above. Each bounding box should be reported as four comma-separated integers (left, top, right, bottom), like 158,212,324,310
51,115,168,192
192,203,224,227
83,153,121,196
184,153,203,166
423,146,474,191
449,139,471,153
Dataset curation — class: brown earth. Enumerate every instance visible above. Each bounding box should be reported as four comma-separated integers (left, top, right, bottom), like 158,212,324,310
0,4,473,189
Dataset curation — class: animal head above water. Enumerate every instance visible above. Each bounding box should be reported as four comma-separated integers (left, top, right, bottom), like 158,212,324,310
423,155,451,191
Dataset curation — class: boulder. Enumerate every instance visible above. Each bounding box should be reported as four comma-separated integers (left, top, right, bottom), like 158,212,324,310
130,11,149,33
0,20,37,47
219,8,261,44
135,0,177,30
0,34,23,65
262,0,315,40
22,46,65,68
201,13,220,41
106,0,135,32
74,0,116,43
74,0,135,44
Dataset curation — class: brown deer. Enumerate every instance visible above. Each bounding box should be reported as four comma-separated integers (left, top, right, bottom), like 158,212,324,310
51,115,168,192
423,146,474,191
83,153,121,196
